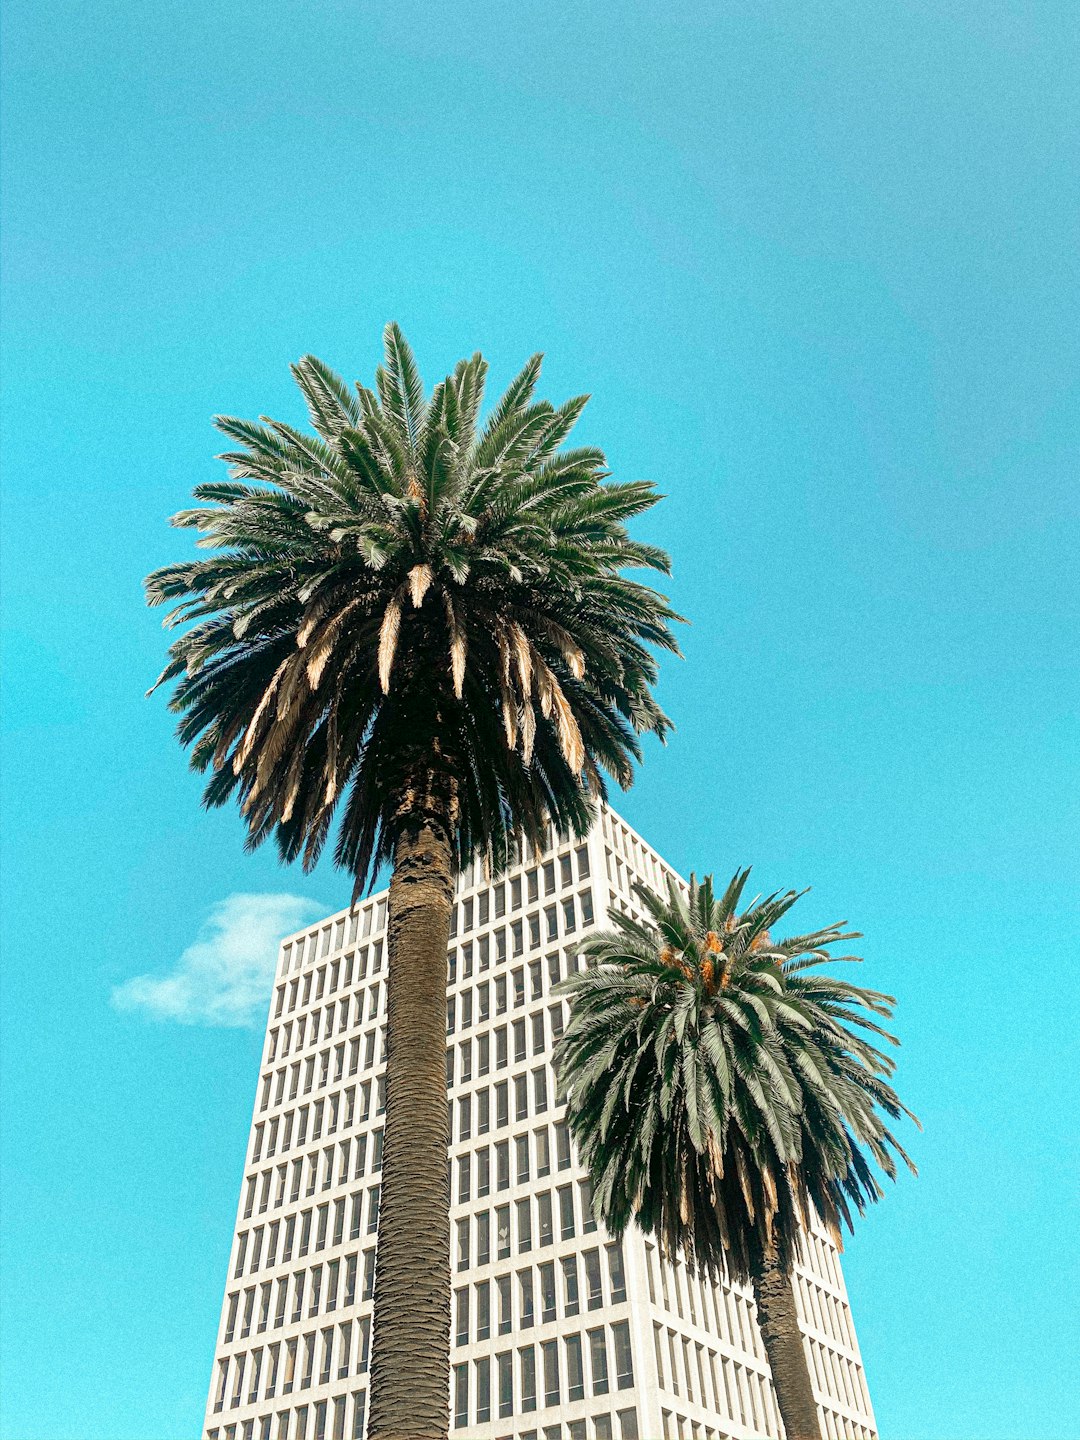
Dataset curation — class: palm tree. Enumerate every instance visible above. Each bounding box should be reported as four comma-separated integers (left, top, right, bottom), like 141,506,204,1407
145,325,680,1440
555,871,917,1440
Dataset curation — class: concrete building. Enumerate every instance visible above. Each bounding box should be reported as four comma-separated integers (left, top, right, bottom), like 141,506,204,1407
204,806,879,1440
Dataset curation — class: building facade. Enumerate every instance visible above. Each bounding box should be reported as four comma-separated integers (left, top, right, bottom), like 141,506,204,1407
204,807,878,1440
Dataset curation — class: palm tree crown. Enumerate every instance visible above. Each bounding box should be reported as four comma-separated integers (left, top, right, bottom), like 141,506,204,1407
146,324,680,884
555,870,917,1282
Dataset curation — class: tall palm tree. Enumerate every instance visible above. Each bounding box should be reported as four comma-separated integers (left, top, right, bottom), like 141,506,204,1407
146,325,679,1440
555,871,917,1440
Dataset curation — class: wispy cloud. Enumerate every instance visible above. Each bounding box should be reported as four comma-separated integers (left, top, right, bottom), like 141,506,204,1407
112,893,323,1027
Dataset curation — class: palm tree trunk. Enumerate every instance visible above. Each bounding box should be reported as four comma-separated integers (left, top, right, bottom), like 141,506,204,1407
367,798,455,1440
748,1238,821,1440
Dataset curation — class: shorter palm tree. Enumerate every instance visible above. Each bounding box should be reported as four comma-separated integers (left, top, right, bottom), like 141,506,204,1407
554,871,917,1440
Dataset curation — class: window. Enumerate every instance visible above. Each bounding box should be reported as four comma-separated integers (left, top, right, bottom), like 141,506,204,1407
519,1269,535,1327
515,1074,529,1121
453,1364,469,1429
496,1205,511,1261
558,1185,576,1239
513,1019,527,1063
589,1329,610,1395
580,1177,597,1231
533,1068,549,1113
516,1197,533,1252
562,1255,580,1316
520,1344,537,1412
575,845,590,879
531,1011,545,1053
457,1154,471,1203
584,1248,603,1310
537,1190,554,1247
455,1288,470,1346
476,1146,491,1198
361,1250,375,1301
497,1351,514,1419
476,1280,491,1341
556,1121,572,1169
497,1273,512,1334
477,1088,490,1135
478,1033,490,1075
565,1334,585,1402
496,1140,510,1190
612,1322,634,1389
606,1244,627,1304
539,1261,557,1323
476,1208,491,1265
496,1027,508,1070
542,1339,560,1406
475,1357,491,1423
456,1218,470,1270
516,1135,531,1184
458,1096,471,1141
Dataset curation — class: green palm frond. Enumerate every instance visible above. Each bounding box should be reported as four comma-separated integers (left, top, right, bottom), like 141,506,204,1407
147,324,681,895
555,871,917,1283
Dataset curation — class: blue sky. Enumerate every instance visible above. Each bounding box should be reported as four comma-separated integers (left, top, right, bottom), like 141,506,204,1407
2,2,1077,1436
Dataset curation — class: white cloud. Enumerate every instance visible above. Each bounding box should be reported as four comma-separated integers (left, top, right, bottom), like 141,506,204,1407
112,893,323,1027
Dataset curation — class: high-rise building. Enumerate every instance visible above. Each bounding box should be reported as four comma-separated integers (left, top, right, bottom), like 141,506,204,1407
204,807,878,1440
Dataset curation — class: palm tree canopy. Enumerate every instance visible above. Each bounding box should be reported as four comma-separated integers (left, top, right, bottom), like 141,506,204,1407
146,324,681,889
555,870,918,1283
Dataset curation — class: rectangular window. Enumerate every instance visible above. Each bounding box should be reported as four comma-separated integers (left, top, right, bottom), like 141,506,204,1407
542,1338,560,1407
533,1068,549,1113
477,1033,490,1075
512,968,525,1007
539,1261,557,1323
516,1197,533,1252
476,1145,490,1198
497,1351,514,1419
475,1279,491,1341
496,1205,511,1262
458,1096,471,1141
456,1218,470,1271
518,1268,535,1327
497,1273,512,1335
476,1208,491,1266
361,1250,375,1301
580,1176,597,1231
562,1256,580,1317
606,1244,627,1304
584,1248,603,1310
455,1288,470,1347
475,1356,491,1423
589,1328,610,1395
453,1363,469,1429
565,1334,585,1403
513,1020,527,1063
612,1322,634,1389
511,920,524,957
556,1121,572,1169
515,1134,531,1184
477,1087,490,1134
458,1154,471,1204
496,1140,510,1191
520,1344,537,1412
537,1190,554,1247
534,1127,551,1177
558,1185,575,1240
531,1009,545,1052
514,1074,529,1122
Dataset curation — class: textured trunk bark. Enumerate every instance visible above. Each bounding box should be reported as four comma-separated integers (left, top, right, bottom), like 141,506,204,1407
367,800,455,1440
749,1240,822,1440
